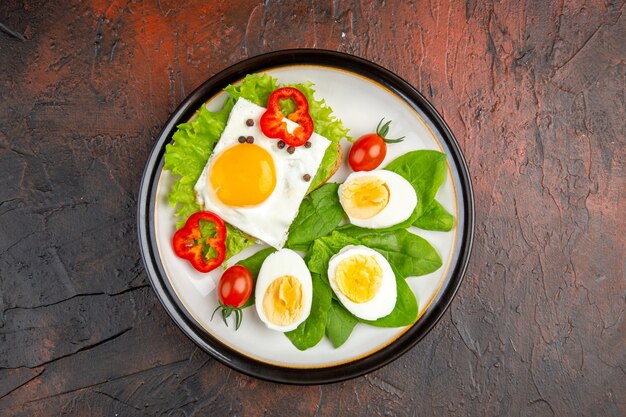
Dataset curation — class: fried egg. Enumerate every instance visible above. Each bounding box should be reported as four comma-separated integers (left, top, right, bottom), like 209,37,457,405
255,249,313,332
338,170,417,229
327,245,397,320
194,97,331,249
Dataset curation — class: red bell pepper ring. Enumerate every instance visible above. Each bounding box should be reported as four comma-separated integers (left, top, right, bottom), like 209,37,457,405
260,87,314,147
172,212,226,273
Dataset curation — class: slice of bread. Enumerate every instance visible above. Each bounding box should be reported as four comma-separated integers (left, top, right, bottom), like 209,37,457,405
313,142,342,190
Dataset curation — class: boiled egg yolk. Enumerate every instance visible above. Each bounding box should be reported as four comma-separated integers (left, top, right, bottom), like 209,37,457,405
334,254,383,303
262,275,304,326
209,144,276,207
340,176,390,219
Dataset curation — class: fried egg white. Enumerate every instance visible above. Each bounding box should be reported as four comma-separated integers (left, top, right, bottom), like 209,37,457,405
194,97,331,249
338,170,417,229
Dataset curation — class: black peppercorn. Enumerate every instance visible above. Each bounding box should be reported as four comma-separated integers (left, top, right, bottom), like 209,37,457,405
277,140,285,149
304,141,312,148
303,174,311,182
246,136,254,144
246,118,254,126
238,136,246,143
287,146,295,154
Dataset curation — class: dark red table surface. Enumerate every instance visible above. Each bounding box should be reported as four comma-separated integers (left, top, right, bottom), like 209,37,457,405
1,1,624,416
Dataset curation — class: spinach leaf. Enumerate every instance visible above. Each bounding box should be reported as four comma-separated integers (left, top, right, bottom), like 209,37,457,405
286,183,346,250
359,268,418,327
307,239,334,277
414,200,455,231
336,227,442,277
385,150,447,202
325,300,359,348
235,247,276,308
285,273,333,350
309,235,419,330
307,232,361,279
385,150,455,231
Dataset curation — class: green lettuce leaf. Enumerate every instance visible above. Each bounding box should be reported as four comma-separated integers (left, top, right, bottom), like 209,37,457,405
164,101,234,227
163,95,256,259
224,73,279,107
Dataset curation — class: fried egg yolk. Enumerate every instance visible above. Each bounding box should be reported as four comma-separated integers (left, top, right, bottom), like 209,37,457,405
334,254,383,303
209,144,276,207
340,176,390,219
262,275,304,326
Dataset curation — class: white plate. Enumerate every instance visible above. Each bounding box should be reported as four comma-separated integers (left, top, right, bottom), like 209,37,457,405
138,50,474,384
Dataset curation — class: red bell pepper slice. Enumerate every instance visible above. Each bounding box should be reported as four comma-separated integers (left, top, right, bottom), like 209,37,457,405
260,87,314,147
172,211,226,273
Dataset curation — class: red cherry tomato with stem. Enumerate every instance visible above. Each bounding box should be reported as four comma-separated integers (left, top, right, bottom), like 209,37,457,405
348,118,404,171
211,265,253,330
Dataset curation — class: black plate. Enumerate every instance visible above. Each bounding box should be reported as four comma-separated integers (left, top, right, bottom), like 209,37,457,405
137,49,474,385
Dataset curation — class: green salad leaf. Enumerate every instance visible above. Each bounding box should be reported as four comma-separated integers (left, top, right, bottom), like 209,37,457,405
286,183,346,250
224,73,279,107
285,273,333,350
224,225,257,261
307,232,360,278
164,73,350,260
164,101,234,228
164,99,256,258
337,226,442,277
385,150,455,231
325,300,359,348
235,247,276,308
303,229,427,334
414,200,455,231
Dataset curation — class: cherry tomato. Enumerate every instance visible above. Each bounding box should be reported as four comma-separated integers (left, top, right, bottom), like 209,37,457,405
218,265,253,308
349,133,387,171
212,265,253,330
348,118,404,172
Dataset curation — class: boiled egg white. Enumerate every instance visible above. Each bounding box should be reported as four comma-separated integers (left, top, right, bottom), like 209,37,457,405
327,245,397,321
255,249,313,332
194,97,331,249
338,170,417,229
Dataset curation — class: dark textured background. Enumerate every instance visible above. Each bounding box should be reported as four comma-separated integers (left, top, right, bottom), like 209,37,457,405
1,1,624,416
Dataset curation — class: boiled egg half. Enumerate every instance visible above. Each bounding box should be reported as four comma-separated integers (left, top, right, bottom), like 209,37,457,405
255,249,313,332
338,170,417,229
327,245,397,320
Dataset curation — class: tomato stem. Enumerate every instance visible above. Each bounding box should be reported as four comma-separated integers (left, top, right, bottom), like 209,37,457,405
376,118,405,143
211,303,244,331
